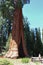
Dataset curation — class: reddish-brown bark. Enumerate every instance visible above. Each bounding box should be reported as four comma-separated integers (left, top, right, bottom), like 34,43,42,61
4,8,28,58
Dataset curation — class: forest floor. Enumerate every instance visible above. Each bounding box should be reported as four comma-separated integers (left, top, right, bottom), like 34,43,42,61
0,58,43,65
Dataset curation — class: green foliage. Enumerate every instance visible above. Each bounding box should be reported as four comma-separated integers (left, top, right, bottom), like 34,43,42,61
23,17,32,56
0,0,13,52
23,17,43,56
0,59,13,65
30,29,35,56
0,0,14,35
6,33,12,51
34,28,42,56
35,62,40,65
21,58,29,63
0,0,14,19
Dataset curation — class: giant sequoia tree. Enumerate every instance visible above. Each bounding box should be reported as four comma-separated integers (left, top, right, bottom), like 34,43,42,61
0,0,30,58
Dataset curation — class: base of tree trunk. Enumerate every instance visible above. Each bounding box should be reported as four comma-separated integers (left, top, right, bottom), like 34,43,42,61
4,39,18,58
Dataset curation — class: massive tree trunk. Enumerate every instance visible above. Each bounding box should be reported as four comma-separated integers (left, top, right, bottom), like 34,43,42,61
4,7,28,58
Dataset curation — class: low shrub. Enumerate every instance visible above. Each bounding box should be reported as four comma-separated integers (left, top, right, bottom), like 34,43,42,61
35,62,40,65
0,59,13,65
21,58,29,63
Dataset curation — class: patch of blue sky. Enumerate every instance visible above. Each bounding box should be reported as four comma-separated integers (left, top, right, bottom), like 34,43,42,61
22,0,43,29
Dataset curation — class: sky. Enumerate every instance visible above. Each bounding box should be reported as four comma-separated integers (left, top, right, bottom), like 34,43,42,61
22,0,43,29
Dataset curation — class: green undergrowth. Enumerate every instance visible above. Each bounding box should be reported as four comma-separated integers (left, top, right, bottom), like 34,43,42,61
21,58,30,63
0,58,41,65
34,62,40,65
0,58,13,65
